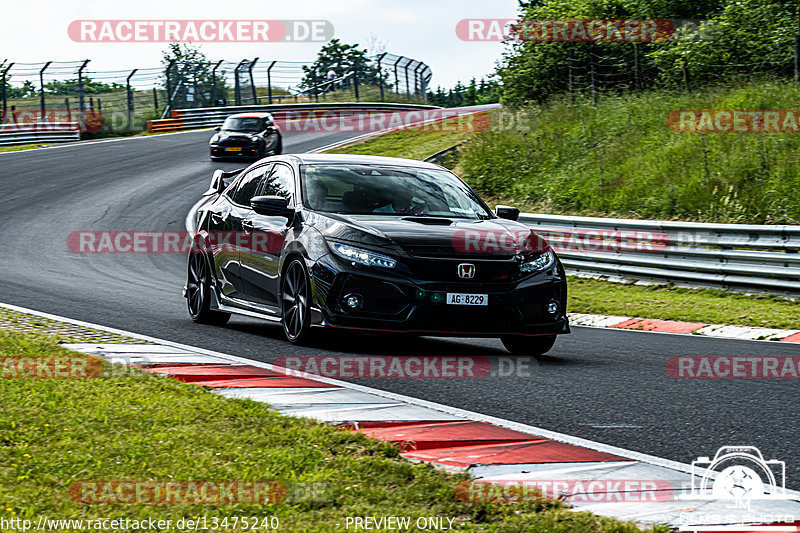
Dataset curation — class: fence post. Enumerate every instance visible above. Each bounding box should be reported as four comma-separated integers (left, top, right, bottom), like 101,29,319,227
422,73,432,102
633,44,640,92
376,52,386,101
126,69,137,131
64,97,71,123
311,68,319,102
234,59,246,106
590,56,597,104
267,61,276,104
165,60,176,116
39,61,52,119
1,62,13,120
682,63,690,93
413,63,423,98
393,56,403,94
77,60,89,112
404,59,412,94
152,88,158,111
353,58,360,101
567,50,574,103
211,60,223,104
795,7,800,83
248,57,259,105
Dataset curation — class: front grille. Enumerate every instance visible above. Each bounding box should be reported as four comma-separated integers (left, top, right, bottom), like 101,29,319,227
402,244,515,260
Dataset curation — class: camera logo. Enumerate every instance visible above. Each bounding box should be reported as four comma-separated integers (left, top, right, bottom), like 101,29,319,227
689,446,786,510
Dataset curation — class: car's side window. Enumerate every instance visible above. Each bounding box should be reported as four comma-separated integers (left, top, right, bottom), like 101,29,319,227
261,163,295,205
231,165,271,206
263,116,274,128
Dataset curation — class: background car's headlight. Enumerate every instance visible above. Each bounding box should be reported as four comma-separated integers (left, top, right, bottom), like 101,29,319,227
519,250,555,273
330,242,396,269
209,134,219,144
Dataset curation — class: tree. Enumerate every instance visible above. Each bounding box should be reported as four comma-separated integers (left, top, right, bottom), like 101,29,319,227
300,39,384,93
161,43,227,107
44,77,124,95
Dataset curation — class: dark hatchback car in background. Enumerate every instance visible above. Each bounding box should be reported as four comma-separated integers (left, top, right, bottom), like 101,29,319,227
185,154,569,355
209,112,283,160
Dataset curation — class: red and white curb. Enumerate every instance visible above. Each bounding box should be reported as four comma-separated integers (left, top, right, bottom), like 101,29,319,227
3,301,800,531
568,313,800,343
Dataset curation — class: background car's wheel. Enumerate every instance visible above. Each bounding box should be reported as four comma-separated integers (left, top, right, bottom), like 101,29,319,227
272,138,283,155
501,334,557,356
186,248,230,326
281,258,312,344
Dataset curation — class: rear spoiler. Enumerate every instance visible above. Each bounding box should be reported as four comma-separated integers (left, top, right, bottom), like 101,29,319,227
203,168,244,196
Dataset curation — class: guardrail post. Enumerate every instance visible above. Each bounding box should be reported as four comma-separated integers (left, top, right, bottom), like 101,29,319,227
393,56,403,95
1,62,13,121
39,61,52,120
376,53,387,102
267,61,276,104
248,58,259,105
211,60,223,105
77,60,89,113
126,69,137,131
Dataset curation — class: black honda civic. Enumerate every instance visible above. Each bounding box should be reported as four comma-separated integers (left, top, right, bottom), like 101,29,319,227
184,154,569,355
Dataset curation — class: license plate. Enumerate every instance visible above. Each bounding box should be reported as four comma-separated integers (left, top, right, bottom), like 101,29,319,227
224,147,242,152
446,293,488,306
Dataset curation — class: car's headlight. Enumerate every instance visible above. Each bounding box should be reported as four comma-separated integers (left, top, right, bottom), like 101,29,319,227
519,250,555,273
209,134,219,144
330,242,396,269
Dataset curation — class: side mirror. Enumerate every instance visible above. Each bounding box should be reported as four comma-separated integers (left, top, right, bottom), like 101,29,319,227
495,205,520,221
251,195,294,218
203,169,227,196
213,126,221,132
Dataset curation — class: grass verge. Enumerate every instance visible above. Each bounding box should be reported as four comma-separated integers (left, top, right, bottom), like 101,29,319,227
328,127,473,161
0,144,56,154
0,330,661,532
568,277,799,330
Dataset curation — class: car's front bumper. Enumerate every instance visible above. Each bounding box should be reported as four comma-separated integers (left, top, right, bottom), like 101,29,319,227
309,255,569,337
210,145,260,158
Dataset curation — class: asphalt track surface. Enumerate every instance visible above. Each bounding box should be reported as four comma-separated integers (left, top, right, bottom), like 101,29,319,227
2,129,799,485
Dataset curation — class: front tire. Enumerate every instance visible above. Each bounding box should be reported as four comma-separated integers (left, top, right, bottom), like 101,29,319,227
186,248,231,326
501,334,557,356
281,258,312,344
272,137,283,155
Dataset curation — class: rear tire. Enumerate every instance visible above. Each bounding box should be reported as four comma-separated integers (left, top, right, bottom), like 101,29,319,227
281,258,313,344
501,334,557,356
186,247,231,326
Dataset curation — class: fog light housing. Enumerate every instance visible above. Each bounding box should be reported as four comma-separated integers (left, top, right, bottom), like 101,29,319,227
546,299,560,316
343,293,364,311
430,292,445,304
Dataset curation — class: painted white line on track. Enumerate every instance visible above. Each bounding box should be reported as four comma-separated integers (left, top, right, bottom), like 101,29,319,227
4,298,800,501
0,127,215,156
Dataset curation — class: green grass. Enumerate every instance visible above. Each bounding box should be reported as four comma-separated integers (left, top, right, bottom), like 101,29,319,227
568,277,799,329
0,143,56,153
0,330,662,532
329,127,473,161
459,79,800,224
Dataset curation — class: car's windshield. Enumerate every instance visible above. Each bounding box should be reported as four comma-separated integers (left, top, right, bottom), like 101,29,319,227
221,117,262,132
301,164,492,219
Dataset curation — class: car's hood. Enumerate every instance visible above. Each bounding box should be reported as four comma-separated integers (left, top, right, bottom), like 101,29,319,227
217,131,259,140
311,212,543,258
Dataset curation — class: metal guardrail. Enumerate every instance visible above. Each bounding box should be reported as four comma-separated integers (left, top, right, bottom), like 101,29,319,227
519,213,800,293
147,102,441,133
0,122,80,146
